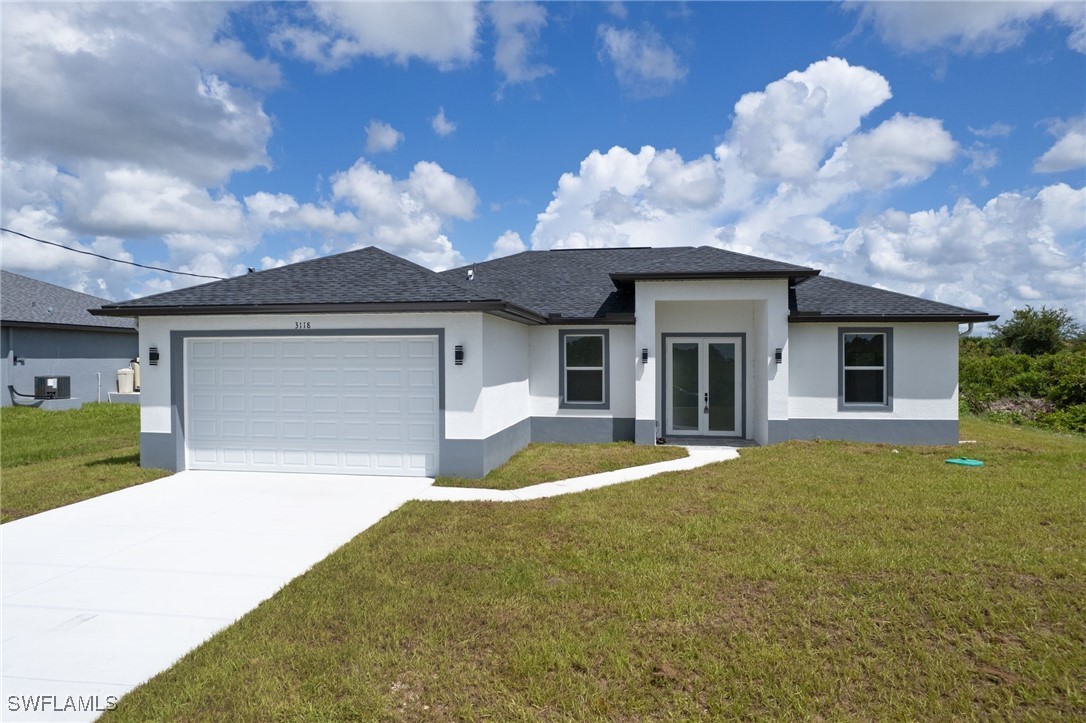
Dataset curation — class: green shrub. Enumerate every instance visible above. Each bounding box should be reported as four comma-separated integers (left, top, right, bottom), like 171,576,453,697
1008,370,1048,397
1035,404,1086,433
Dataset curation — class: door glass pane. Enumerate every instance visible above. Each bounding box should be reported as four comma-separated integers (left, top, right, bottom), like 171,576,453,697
845,369,884,403
708,342,736,432
566,369,603,403
671,342,699,431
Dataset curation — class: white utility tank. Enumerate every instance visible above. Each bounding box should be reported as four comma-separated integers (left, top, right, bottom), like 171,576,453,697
117,368,135,394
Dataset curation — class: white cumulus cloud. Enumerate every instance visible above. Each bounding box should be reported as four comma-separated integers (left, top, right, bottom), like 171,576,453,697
272,2,479,70
597,25,687,97
365,120,404,154
1034,117,1086,173
432,107,457,136
489,2,553,90
849,1,1086,54
488,230,528,260
527,56,1085,322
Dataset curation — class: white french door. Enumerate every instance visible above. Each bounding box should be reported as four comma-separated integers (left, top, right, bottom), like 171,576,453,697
665,337,742,437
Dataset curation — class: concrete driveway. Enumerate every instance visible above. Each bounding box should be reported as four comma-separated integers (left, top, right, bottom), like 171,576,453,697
1,471,431,722
1,446,738,721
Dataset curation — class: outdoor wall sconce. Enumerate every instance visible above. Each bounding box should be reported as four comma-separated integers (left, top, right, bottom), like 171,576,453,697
149,347,160,366
774,348,783,364
454,345,465,366
641,348,649,364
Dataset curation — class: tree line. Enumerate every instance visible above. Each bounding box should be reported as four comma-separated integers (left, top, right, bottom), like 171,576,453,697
960,306,1086,433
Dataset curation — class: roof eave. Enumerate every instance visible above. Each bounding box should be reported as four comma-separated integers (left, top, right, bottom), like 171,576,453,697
788,313,999,323
610,269,819,283
1,319,137,333
91,300,549,325
546,313,636,325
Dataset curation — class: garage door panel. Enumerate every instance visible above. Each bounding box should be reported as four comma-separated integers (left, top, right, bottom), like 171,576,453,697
251,369,276,386
280,370,306,386
186,335,439,476
281,395,306,413
375,341,402,357
251,420,276,438
312,421,339,440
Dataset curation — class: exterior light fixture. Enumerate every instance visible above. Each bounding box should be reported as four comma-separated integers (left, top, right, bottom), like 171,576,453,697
454,345,465,366
641,348,649,364
149,347,160,366
774,348,783,364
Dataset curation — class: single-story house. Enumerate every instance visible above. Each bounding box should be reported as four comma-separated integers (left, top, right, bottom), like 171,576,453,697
92,246,997,478
2,270,138,410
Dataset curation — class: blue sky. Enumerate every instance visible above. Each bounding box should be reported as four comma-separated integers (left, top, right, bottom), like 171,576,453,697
2,2,1084,324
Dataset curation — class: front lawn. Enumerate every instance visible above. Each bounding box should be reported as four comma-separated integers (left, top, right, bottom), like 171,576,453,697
1,403,169,522
435,441,687,489
108,418,1086,720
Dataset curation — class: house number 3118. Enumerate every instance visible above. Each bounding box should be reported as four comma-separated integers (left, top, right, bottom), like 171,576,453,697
294,321,311,329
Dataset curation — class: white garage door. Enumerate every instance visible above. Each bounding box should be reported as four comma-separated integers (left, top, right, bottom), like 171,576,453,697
185,336,439,476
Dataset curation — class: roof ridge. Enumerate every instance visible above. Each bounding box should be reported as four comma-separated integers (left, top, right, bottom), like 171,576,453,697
367,246,494,301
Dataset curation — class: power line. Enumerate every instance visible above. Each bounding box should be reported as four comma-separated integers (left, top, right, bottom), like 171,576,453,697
0,227,227,280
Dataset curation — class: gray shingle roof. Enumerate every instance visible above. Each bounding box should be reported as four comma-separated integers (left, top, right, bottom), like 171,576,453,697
99,247,501,311
90,244,995,324
441,245,815,319
791,275,998,322
1,271,135,330
609,245,816,279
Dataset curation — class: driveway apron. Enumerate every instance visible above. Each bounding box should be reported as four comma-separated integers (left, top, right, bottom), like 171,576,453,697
1,471,430,722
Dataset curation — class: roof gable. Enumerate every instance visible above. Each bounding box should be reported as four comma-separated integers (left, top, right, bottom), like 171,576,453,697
0,271,135,330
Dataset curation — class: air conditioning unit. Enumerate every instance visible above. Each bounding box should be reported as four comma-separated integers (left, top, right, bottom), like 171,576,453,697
34,376,71,400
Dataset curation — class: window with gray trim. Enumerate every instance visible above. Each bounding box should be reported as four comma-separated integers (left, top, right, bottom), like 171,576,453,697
559,330,609,409
840,329,893,407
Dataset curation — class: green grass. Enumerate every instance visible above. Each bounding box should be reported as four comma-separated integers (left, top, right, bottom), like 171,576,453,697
107,418,1086,720
435,442,688,490
1,403,169,522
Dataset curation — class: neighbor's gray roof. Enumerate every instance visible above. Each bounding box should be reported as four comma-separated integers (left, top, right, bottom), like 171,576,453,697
790,275,998,322
441,246,816,320
95,247,546,322
0,270,135,331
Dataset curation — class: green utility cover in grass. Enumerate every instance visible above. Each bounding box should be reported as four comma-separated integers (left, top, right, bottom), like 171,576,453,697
946,458,984,467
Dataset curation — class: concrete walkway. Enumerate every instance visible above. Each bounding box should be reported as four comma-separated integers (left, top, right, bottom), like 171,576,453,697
417,445,739,501
1,446,737,722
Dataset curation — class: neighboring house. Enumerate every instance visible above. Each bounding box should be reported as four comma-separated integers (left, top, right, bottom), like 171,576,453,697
92,246,996,478
2,270,138,410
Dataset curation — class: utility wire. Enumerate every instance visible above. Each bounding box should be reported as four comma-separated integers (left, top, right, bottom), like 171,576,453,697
0,227,227,280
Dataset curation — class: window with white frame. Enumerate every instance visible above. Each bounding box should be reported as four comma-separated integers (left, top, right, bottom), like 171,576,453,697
840,329,892,407
560,330,608,409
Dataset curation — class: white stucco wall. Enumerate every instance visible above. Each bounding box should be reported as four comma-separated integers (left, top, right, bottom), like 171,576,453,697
787,322,960,420
137,312,490,441
480,314,531,437
634,279,790,444
528,325,635,419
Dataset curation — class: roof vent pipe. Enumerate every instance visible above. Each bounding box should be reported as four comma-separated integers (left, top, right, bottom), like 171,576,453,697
467,265,475,281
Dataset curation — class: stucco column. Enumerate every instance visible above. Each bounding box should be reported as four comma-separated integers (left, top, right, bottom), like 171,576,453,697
633,283,657,444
